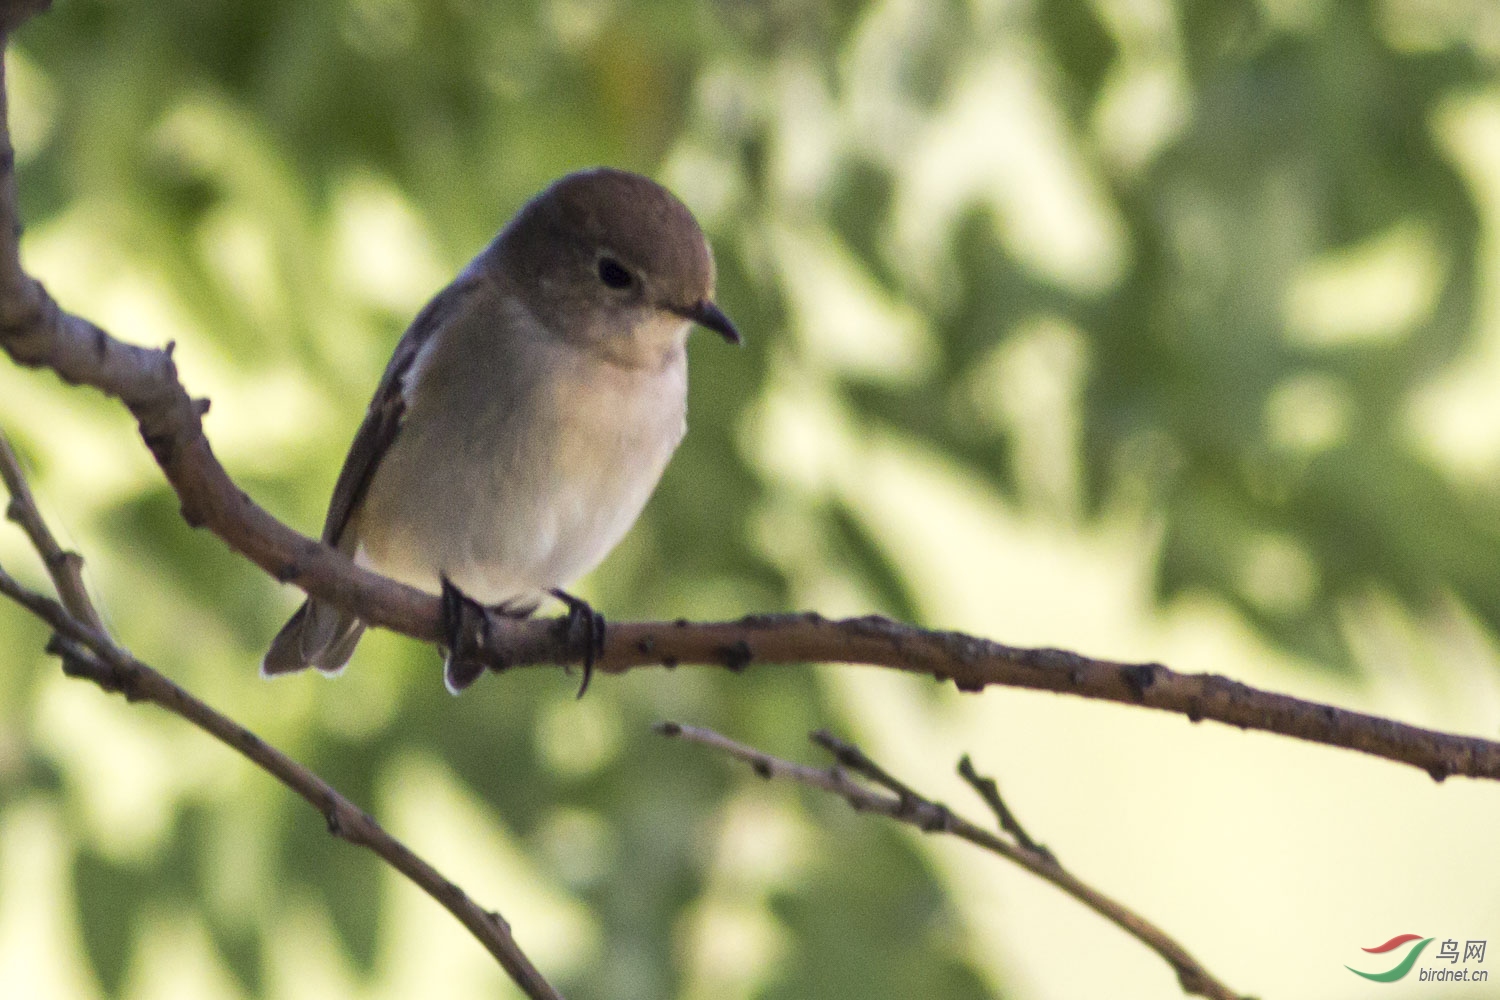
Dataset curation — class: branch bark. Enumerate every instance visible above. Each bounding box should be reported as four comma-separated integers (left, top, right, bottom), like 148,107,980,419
0,431,565,1000
658,722,1252,1000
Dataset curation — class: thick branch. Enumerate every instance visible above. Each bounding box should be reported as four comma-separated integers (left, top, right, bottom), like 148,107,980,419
658,722,1251,1000
0,434,564,1000
0,6,1497,785
566,615,1500,782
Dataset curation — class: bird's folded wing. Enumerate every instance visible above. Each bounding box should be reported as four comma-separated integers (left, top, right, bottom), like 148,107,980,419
320,275,482,548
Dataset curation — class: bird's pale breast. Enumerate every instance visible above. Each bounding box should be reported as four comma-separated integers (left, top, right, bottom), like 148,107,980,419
352,296,689,609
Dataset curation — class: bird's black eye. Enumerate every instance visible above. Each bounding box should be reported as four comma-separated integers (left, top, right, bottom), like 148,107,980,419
597,257,632,289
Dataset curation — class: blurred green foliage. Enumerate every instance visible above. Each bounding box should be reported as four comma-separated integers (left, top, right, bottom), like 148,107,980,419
1,0,1499,997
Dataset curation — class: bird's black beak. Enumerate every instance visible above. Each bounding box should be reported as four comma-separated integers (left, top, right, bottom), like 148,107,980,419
676,300,741,345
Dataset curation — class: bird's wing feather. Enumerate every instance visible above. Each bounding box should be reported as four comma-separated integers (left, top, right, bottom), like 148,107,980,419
321,275,482,547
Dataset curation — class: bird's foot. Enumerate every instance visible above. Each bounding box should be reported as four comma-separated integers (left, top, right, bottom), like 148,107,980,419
440,575,492,693
440,577,540,693
549,588,606,699
441,577,601,696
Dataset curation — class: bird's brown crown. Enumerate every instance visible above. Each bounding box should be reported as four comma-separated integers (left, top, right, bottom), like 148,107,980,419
494,167,716,316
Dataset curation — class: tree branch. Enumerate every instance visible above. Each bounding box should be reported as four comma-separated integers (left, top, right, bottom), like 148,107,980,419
0,433,565,1000
0,432,102,631
0,1,1497,786
956,753,1049,859
577,616,1500,782
657,722,1252,1000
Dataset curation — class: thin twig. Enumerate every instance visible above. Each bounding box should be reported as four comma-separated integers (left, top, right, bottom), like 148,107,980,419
658,722,1253,1000
810,728,931,806
0,433,104,631
0,434,564,1000
957,754,1050,859
1,6,1498,786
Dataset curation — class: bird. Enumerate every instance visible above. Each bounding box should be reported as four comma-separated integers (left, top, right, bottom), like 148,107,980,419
261,167,739,693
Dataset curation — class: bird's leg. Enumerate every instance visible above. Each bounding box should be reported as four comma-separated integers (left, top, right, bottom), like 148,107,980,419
548,588,606,699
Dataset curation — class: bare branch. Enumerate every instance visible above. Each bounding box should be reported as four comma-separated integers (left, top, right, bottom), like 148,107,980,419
809,728,933,806
956,754,1049,859
0,433,103,631
578,617,1498,782
0,6,1496,787
658,722,1254,1000
0,434,565,1000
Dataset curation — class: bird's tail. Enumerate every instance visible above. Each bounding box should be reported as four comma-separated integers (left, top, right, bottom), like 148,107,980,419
261,599,366,677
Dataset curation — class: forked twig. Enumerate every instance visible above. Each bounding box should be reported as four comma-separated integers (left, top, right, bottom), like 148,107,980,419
659,722,1253,1000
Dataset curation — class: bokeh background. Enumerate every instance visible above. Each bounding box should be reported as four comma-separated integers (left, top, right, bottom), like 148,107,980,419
1,0,1499,997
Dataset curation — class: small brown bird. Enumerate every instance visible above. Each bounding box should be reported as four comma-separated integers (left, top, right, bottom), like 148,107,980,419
263,168,739,692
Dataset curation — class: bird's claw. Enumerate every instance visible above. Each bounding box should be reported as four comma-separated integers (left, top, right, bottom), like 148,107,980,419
549,588,605,699
441,574,491,694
